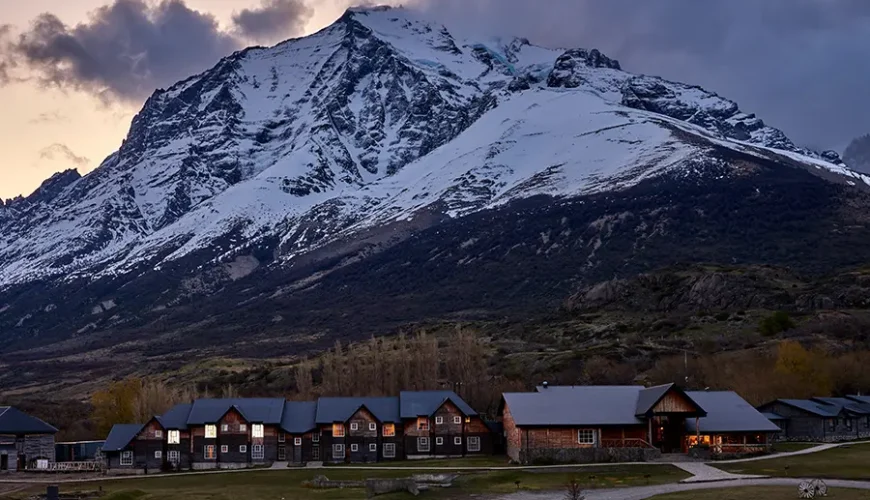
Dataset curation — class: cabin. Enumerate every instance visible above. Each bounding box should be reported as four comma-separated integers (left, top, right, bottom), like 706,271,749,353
500,384,778,464
55,441,105,463
103,391,492,471
0,407,58,472
758,396,870,442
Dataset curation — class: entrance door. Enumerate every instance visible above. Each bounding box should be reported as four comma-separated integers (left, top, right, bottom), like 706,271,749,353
0,454,8,471
662,417,686,453
293,445,302,464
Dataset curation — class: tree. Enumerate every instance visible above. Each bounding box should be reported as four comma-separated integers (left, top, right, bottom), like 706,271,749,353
774,340,832,397
91,378,141,437
294,361,314,400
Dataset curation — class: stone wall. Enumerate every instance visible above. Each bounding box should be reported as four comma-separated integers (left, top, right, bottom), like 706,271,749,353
519,447,660,465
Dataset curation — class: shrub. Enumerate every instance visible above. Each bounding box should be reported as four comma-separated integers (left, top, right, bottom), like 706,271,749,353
759,311,795,336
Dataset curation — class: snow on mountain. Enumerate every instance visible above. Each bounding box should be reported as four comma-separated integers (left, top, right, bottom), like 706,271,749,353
0,5,865,287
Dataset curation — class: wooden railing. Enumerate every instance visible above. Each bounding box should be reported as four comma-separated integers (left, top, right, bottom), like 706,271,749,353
712,444,770,455
600,439,655,449
33,461,103,473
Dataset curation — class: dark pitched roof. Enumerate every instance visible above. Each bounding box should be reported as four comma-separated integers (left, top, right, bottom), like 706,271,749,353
504,386,646,426
156,403,193,429
769,399,842,417
848,395,870,405
761,412,786,421
0,407,58,434
186,398,286,425
635,384,675,416
812,397,870,415
399,391,477,418
685,391,781,433
315,397,400,424
281,401,317,434
102,424,143,452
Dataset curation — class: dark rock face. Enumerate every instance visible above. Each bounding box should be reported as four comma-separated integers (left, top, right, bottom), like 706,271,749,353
844,134,870,173
547,48,621,88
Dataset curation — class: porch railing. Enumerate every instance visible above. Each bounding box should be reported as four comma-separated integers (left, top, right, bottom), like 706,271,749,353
600,439,655,449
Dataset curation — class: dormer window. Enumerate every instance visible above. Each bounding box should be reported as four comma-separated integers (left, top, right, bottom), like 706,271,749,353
417,418,429,431
205,425,217,438
252,424,264,438
333,423,345,437
168,430,180,444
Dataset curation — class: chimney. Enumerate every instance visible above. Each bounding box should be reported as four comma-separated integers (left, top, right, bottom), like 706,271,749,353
542,381,548,389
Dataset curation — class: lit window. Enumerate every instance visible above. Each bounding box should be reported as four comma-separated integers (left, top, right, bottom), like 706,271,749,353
204,445,216,459
252,444,264,460
435,416,444,425
467,436,481,452
350,422,359,431
154,430,163,439
240,424,247,432
453,416,462,424
205,425,217,438
383,443,396,458
383,424,395,437
578,429,596,445
294,437,302,446
369,443,377,452
240,445,247,453
168,450,180,463
154,450,162,459
332,444,344,460
333,424,345,437
417,418,429,431
120,451,133,466
418,437,430,452
252,424,264,438
221,424,229,433
454,437,462,445
168,430,180,444
435,437,443,445
351,444,359,452
369,423,377,431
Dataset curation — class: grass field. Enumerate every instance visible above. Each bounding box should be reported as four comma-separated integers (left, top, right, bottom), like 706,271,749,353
326,456,512,468
771,442,821,453
717,443,870,480
10,464,689,500
650,486,869,500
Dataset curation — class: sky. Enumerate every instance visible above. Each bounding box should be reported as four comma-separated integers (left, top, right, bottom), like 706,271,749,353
1,0,869,200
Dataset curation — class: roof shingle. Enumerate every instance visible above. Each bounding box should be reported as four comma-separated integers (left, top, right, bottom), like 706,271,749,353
186,398,286,425
399,391,477,418
281,401,317,433
315,397,400,423
685,391,781,433
0,407,58,434
102,424,143,452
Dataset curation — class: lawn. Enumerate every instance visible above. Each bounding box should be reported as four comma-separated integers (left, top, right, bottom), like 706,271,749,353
772,442,821,453
650,486,869,500
11,464,689,500
716,443,870,480
326,456,511,468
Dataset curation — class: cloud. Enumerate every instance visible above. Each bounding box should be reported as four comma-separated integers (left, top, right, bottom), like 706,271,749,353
38,144,91,167
232,0,314,43
2,0,241,103
29,111,70,125
411,0,870,150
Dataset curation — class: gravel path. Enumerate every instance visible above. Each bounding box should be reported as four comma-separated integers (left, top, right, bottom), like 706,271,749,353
714,441,865,464
494,478,870,500
670,462,764,482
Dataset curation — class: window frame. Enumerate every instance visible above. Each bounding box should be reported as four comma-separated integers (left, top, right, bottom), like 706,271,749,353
383,442,396,458
167,429,180,444
350,422,359,431
369,422,377,431
154,450,162,459
312,445,320,460
369,443,377,452
417,418,429,431
240,445,247,453
252,444,265,460
204,445,216,460
205,425,217,439
221,424,229,433
418,437,430,452
829,419,837,432
278,433,285,443
312,433,321,443
351,443,359,452
168,450,180,463
847,418,853,430
294,437,302,446
435,437,444,446
578,429,597,445
252,423,265,438
435,416,444,425
333,423,345,437
467,436,481,452
383,424,396,437
453,416,462,424
120,451,133,466
454,436,462,445
332,444,345,460
154,430,163,439
239,424,247,432
220,445,229,454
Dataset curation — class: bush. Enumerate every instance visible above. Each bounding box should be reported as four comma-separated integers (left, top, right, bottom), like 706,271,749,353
759,311,796,336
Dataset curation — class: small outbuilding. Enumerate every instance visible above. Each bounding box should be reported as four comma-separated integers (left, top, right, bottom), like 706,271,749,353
0,406,58,471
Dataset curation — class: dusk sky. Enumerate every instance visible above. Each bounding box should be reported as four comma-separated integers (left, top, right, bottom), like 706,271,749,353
2,0,869,199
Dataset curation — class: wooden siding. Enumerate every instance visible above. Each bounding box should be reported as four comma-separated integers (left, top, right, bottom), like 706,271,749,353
651,391,698,414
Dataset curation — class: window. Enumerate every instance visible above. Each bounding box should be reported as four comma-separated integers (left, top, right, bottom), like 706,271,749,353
312,446,320,460
435,416,444,425
453,416,462,424
154,450,162,459
294,437,302,446
333,424,345,437
829,419,836,432
239,424,247,432
120,451,133,466
578,429,596,445
350,422,359,431
168,430,180,444
168,450,180,463
204,445,216,460
312,433,321,443
240,445,247,453
383,443,396,458
351,444,359,452
847,419,853,431
383,424,395,437
417,418,429,431
278,433,285,443
252,424,264,438
221,445,229,454
278,447,286,460
435,437,444,445
154,430,163,439
454,437,462,445
252,444,264,460
221,424,229,433
205,425,217,438
332,444,345,460
369,443,377,452
468,436,481,452
369,423,377,431
418,437,430,452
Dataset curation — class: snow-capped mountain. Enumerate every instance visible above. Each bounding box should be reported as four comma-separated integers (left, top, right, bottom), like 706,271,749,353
3,6,870,354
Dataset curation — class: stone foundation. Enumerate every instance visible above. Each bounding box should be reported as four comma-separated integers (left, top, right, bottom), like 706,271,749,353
519,447,661,465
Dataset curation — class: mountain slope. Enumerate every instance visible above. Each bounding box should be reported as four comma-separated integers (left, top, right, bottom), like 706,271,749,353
2,6,870,367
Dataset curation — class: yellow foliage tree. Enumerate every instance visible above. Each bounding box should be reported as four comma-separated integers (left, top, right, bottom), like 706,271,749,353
774,340,832,398
91,378,141,437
